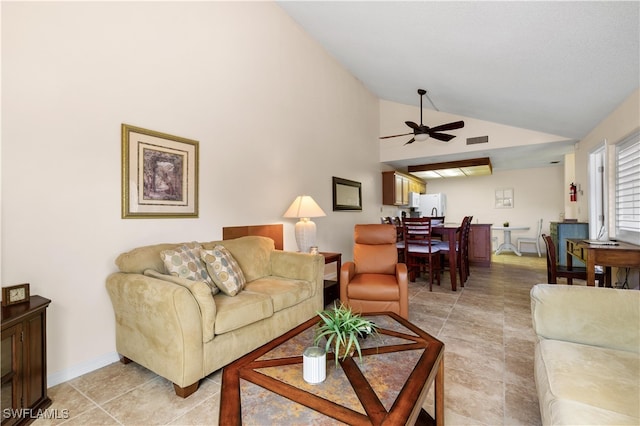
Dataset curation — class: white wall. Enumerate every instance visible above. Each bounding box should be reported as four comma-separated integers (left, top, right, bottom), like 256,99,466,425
413,166,564,253
1,2,381,384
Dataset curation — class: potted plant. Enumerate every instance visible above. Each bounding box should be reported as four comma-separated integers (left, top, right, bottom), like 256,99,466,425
313,303,379,365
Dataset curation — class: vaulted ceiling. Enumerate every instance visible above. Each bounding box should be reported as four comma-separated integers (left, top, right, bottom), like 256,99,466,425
278,1,639,171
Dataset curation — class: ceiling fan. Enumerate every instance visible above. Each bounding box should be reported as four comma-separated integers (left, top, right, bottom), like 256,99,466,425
380,89,465,145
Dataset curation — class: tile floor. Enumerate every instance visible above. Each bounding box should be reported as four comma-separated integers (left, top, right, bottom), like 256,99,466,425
36,253,554,425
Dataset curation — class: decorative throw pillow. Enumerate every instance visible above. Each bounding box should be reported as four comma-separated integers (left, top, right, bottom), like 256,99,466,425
200,245,246,296
160,242,218,295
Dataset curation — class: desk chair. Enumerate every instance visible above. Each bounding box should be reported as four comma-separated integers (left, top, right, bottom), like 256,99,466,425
542,234,604,285
518,218,543,257
340,224,409,319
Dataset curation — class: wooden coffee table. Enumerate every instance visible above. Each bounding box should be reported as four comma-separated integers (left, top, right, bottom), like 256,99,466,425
219,312,444,425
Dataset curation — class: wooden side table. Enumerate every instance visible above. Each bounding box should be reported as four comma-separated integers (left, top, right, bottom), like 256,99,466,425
1,295,51,426
320,252,341,306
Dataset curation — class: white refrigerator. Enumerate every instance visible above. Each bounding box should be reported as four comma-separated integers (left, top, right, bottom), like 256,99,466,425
419,193,446,217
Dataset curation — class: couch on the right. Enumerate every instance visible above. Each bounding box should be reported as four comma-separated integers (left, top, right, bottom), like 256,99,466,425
530,284,639,425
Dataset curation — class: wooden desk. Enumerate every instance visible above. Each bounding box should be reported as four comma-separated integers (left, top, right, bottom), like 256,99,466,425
566,239,640,287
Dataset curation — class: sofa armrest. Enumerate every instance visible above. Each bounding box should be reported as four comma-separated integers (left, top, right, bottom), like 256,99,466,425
105,272,205,387
270,251,324,295
530,283,640,353
143,269,216,342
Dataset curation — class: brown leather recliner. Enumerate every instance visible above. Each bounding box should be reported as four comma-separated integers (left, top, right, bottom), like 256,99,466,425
340,224,409,319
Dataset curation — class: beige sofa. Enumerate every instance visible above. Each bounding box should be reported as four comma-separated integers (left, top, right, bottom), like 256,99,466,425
530,284,639,425
106,236,324,397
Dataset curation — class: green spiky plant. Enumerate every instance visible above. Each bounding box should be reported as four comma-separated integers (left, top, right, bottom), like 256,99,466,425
313,303,379,365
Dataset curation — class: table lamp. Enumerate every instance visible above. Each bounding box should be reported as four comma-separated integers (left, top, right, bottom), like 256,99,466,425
283,195,326,253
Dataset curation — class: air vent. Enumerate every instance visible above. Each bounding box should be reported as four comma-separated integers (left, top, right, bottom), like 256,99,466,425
467,136,489,145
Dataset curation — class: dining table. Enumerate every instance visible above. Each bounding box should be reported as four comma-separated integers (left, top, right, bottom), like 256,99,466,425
492,225,530,256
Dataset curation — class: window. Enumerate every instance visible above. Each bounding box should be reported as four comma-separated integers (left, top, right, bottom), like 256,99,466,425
615,132,640,243
589,145,607,238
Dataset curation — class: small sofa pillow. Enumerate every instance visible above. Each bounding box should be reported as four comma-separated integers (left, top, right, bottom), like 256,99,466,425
160,242,218,295
201,245,246,296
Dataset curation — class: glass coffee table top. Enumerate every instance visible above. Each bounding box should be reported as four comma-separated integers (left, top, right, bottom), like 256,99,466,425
220,313,444,425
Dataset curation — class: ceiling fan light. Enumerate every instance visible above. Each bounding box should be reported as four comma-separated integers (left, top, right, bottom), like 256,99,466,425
414,133,429,142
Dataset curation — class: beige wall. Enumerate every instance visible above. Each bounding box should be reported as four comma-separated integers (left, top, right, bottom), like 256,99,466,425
1,2,381,384
382,166,565,253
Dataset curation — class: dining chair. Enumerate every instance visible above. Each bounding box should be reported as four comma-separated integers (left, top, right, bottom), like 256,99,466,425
517,218,543,257
402,217,441,291
542,234,604,285
340,224,409,318
438,216,473,286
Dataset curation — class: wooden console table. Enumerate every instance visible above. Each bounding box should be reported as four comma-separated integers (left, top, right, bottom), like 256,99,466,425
567,239,640,287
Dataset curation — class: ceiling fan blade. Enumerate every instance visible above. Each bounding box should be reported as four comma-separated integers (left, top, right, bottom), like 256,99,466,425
404,138,416,145
429,120,464,133
380,132,414,140
429,132,456,142
405,121,419,130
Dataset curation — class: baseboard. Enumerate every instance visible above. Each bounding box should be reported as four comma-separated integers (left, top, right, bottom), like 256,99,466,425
48,351,120,388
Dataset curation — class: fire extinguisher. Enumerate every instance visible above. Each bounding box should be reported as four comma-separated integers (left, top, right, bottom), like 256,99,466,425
570,183,577,202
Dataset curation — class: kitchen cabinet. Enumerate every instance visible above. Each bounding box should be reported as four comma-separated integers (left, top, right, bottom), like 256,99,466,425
469,224,492,267
382,171,426,206
1,296,51,426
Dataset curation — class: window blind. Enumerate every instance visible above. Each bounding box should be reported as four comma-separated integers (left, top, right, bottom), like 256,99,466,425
615,132,640,242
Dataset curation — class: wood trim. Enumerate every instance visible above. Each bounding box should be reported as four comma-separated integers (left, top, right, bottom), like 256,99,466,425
222,224,283,250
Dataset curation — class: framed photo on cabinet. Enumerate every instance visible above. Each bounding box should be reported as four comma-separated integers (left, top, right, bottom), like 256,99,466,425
121,124,199,218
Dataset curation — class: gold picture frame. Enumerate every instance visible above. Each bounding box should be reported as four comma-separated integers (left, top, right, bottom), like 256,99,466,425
121,124,199,218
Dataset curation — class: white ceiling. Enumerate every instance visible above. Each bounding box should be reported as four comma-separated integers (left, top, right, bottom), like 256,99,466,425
278,1,639,171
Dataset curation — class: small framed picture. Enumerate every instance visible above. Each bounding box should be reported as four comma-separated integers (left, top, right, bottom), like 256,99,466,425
332,177,362,211
495,188,514,209
122,124,199,218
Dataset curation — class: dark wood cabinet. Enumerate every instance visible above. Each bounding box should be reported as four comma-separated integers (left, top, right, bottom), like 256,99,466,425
1,296,51,426
469,224,492,267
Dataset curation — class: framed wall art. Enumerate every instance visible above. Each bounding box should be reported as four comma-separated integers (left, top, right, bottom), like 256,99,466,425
332,176,362,211
495,187,514,209
121,124,199,218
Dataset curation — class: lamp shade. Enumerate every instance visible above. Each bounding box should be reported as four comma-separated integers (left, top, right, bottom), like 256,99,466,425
283,195,326,219
283,195,326,253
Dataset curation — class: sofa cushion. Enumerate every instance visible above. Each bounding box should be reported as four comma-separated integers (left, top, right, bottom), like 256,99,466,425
535,339,640,425
201,246,246,296
160,243,217,293
244,277,313,312
204,236,273,282
213,290,273,334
